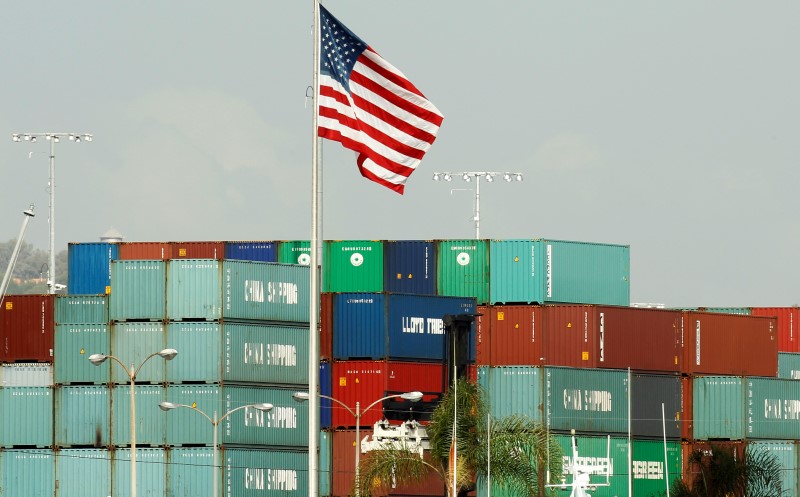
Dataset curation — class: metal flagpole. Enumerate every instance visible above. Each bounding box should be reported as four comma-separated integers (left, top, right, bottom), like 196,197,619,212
309,2,321,497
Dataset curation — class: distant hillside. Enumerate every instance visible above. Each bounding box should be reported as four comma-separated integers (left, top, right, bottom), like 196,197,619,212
0,239,68,295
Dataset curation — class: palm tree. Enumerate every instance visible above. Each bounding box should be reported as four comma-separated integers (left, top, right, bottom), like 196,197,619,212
669,443,785,497
357,378,563,497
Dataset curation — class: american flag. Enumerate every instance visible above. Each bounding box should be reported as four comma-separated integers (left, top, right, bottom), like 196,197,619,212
317,5,443,194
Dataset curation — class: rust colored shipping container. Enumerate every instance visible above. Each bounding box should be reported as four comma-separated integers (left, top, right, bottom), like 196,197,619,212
319,293,334,361
750,306,800,353
476,305,539,366
170,241,224,259
118,242,173,260
681,376,693,441
681,440,745,491
0,294,55,362
330,430,444,497
682,311,778,376
330,360,447,429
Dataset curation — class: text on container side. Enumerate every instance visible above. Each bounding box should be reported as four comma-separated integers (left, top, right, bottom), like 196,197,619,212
244,280,299,304
401,317,444,335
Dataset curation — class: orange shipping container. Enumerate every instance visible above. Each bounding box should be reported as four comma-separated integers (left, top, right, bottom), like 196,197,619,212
118,241,173,260
170,241,224,259
750,306,800,353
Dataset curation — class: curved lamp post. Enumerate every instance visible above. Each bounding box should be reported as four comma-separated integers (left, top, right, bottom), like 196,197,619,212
293,390,423,497
159,401,274,497
88,348,177,497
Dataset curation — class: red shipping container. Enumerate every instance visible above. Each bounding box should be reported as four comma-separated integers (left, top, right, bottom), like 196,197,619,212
682,311,777,376
476,305,539,366
750,306,800,353
170,241,224,259
331,360,447,429
0,294,55,362
330,429,445,497
118,242,173,260
319,293,334,361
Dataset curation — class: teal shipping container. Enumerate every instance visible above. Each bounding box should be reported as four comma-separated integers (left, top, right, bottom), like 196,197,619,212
54,324,110,384
323,240,384,293
0,387,53,447
112,448,167,497
778,352,800,379
0,449,54,497
54,448,111,497
111,385,166,446
477,365,542,419
222,447,308,497
489,239,630,305
437,239,490,304
166,447,215,497
747,377,800,440
54,385,110,447
278,240,311,265
164,385,308,447
167,259,221,320
747,441,798,496
165,322,309,384
224,260,310,323
110,322,168,384
109,260,166,321
55,294,108,324
692,376,745,440
320,430,331,497
699,307,752,315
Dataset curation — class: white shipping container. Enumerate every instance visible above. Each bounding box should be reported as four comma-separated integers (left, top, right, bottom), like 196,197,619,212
0,363,53,386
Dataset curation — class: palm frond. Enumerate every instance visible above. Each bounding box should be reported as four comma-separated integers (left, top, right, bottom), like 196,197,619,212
357,444,441,497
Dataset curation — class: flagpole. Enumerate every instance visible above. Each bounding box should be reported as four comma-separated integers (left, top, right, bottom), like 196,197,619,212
309,1,321,497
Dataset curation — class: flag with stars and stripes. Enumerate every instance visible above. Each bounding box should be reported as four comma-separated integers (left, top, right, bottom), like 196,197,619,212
317,5,443,194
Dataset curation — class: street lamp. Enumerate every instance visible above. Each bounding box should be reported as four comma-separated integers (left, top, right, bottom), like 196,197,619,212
292,390,423,497
88,348,177,497
432,171,523,239
159,401,274,497
12,132,93,293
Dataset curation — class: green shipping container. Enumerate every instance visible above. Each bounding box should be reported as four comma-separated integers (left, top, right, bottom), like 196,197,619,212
112,448,167,497
54,385,110,447
55,294,108,324
164,385,308,447
747,441,798,496
778,352,800,379
631,439,682,497
0,449,55,497
323,240,383,292
111,385,166,446
109,260,166,321
278,240,311,266
167,447,215,497
0,387,53,447
222,447,308,497
692,376,745,440
437,239,489,303
54,324,110,384
489,239,630,305
110,322,167,384
747,377,800,440
55,449,111,497
165,321,309,385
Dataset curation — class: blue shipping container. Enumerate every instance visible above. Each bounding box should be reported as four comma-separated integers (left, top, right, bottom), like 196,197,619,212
67,242,119,295
383,240,437,295
332,293,475,361
320,361,332,429
224,241,278,262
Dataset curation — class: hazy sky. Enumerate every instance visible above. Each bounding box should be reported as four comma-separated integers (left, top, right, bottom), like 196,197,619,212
1,2,798,307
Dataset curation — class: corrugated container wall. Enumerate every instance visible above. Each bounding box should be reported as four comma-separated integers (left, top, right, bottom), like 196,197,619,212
112,448,166,497
223,260,310,323
111,384,166,446
170,241,224,259
747,441,798,497
778,352,800,379
0,387,53,447
323,240,384,293
67,242,119,295
319,430,332,496
383,240,437,295
118,241,173,260
751,306,800,352
167,259,221,320
631,439,683,497
0,362,52,386
683,311,778,376
278,240,311,265
54,385,111,447
55,294,108,324
330,293,475,361
54,448,111,497
437,239,489,304
110,322,167,384
222,447,308,497
224,241,278,262
319,361,333,428
746,377,800,440
108,260,166,321
166,447,215,497
631,373,685,439
546,366,629,435
54,324,110,384
692,376,745,440
477,366,541,420
0,294,54,362
0,449,55,497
